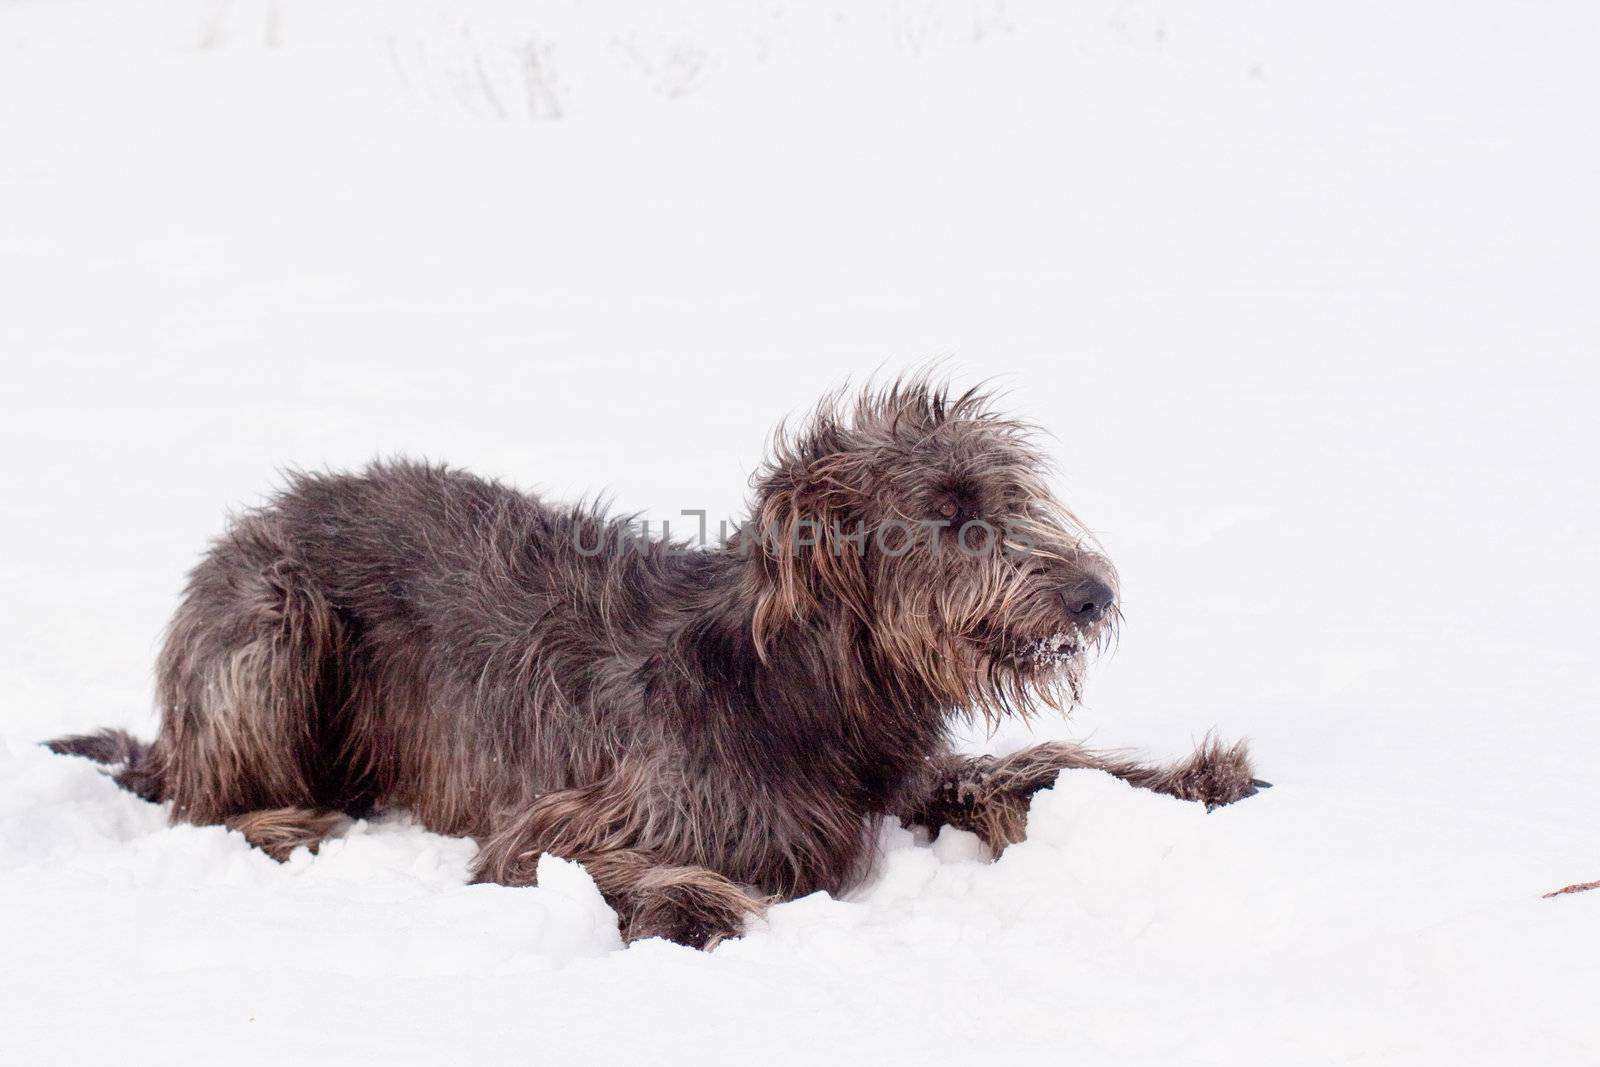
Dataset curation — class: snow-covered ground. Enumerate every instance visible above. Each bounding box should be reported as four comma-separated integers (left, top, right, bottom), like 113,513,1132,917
2,1,1597,1062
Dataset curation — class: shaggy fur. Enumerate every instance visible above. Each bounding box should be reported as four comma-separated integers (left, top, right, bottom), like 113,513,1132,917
49,376,1263,947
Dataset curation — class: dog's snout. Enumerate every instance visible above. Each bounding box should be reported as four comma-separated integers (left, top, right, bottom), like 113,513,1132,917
1062,576,1115,626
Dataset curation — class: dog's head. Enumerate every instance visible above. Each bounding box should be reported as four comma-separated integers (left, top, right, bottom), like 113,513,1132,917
746,375,1119,720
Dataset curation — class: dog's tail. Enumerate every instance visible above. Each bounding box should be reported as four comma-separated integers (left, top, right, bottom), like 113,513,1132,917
45,728,164,802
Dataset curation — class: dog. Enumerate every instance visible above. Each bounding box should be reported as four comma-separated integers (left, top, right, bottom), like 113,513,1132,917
49,376,1263,947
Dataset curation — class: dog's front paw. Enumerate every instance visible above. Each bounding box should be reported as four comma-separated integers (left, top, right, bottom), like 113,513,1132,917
1156,738,1268,811
921,753,1055,852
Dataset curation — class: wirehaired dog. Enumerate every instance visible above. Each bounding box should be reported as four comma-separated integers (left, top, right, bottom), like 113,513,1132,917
50,377,1263,947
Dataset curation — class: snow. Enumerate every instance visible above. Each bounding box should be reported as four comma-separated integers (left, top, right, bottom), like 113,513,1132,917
2,1,1597,1062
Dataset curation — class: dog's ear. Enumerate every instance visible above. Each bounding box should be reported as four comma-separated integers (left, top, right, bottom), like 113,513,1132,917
750,464,870,661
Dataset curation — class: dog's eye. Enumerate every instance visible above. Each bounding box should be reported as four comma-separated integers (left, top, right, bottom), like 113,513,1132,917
934,486,979,526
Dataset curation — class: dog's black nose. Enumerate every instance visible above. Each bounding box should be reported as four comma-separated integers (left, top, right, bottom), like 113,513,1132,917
1062,577,1115,625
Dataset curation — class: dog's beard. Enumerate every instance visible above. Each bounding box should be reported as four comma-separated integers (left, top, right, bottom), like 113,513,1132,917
995,630,1089,707
969,618,1097,671
911,625,1089,724
873,570,1112,722
971,614,1118,717
1009,630,1086,669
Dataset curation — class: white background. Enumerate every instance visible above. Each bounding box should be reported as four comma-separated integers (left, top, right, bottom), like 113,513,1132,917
2,2,1596,1063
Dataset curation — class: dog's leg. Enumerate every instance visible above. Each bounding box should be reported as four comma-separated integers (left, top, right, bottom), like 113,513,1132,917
476,840,768,949
576,849,771,948
224,807,347,861
904,738,1264,852
148,519,357,832
472,781,770,949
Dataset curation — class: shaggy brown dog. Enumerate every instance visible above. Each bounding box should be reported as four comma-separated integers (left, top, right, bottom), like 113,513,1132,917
49,377,1263,947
